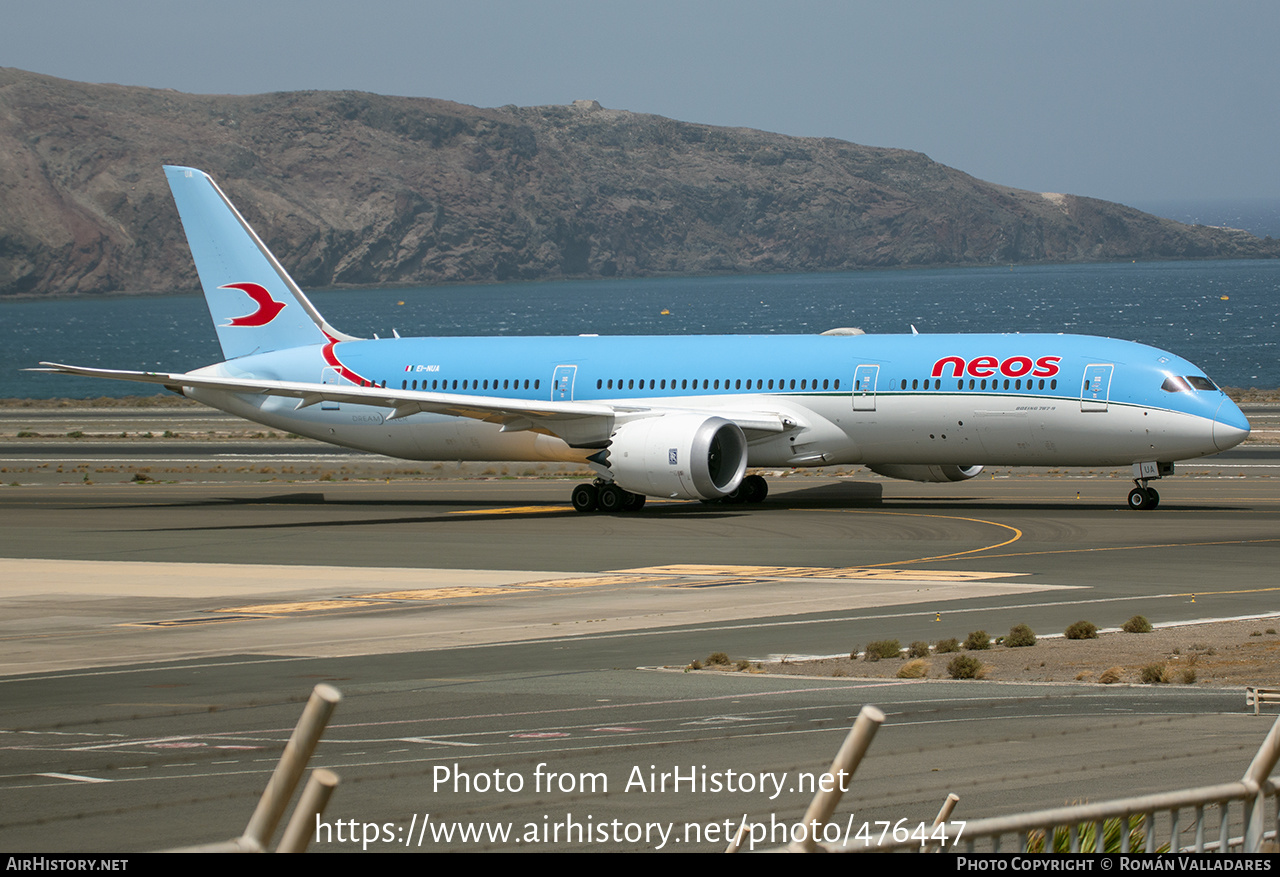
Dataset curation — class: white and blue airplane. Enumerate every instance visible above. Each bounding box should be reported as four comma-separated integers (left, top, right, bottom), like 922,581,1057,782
38,166,1250,511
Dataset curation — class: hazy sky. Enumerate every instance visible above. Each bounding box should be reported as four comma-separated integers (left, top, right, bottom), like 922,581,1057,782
3,0,1276,204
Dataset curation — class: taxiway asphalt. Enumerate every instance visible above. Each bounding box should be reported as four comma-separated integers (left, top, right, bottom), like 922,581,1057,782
0,432,1278,852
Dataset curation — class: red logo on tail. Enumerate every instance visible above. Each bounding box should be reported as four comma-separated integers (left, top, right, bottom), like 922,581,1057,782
220,282,286,327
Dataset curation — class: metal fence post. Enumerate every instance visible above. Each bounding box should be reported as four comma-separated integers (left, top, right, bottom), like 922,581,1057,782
242,683,342,850
1242,714,1280,851
788,704,885,852
925,793,960,852
277,769,340,853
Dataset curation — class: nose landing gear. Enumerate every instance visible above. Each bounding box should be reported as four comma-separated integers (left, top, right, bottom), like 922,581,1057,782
1127,461,1173,510
1128,483,1160,510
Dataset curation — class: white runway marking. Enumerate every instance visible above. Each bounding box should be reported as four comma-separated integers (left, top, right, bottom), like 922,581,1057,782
36,772,111,783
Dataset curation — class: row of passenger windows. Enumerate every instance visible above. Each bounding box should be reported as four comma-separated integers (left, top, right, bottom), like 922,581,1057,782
882,377,1059,391
402,378,542,391
390,375,1063,394
596,377,842,391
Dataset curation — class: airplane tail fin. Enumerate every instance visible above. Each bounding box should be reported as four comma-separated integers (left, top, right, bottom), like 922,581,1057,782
163,166,357,360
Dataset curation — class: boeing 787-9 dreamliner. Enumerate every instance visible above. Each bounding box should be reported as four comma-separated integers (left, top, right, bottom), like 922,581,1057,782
37,167,1251,512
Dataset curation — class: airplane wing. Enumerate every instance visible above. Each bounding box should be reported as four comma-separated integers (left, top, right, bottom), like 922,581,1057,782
33,363,793,447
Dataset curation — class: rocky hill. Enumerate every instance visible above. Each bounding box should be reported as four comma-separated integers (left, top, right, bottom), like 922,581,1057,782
2,67,1276,297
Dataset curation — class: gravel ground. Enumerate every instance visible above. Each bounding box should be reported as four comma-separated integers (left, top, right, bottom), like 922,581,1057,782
740,617,1280,688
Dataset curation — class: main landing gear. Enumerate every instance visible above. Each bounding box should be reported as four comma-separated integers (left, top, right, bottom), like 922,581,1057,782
571,480,646,514
570,474,770,513
704,473,770,505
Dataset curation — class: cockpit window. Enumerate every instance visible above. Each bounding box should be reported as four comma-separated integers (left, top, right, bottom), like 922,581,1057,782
1161,375,1219,393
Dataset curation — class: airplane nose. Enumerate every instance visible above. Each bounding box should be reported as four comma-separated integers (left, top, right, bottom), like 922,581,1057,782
1213,397,1251,451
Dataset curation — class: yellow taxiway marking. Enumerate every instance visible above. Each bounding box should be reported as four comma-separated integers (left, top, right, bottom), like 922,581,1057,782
625,510,1023,573
449,505,567,516
352,588,535,601
138,552,1042,625
808,568,1023,580
190,577,661,620
616,564,1024,581
518,574,669,589
624,564,847,577
806,509,1024,567
357,576,665,598
973,537,1280,563
1165,586,1280,597
212,600,390,614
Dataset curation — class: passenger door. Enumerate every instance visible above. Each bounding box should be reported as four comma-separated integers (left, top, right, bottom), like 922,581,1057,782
552,365,577,401
1080,364,1114,412
852,364,879,411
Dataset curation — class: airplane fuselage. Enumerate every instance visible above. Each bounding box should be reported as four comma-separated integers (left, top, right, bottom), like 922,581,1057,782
192,331,1249,470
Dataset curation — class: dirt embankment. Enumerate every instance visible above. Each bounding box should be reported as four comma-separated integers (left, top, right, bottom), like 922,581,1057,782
734,618,1280,688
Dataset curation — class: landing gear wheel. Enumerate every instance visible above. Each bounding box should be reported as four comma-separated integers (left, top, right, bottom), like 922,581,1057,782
1128,487,1150,510
593,486,624,512
623,491,646,511
740,474,769,503
571,483,599,513
1146,487,1159,509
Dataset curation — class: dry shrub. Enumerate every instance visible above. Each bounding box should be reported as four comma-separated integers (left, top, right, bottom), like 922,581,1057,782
1140,663,1168,684
865,639,902,661
947,655,983,679
1066,620,1098,639
1006,624,1037,647
897,659,929,679
1122,615,1153,633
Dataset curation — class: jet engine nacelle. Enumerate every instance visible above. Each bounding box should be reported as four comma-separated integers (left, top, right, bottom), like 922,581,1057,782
604,415,748,500
865,463,984,483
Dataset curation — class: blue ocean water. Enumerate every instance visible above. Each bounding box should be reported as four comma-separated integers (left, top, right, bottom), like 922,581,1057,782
4,259,1278,398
